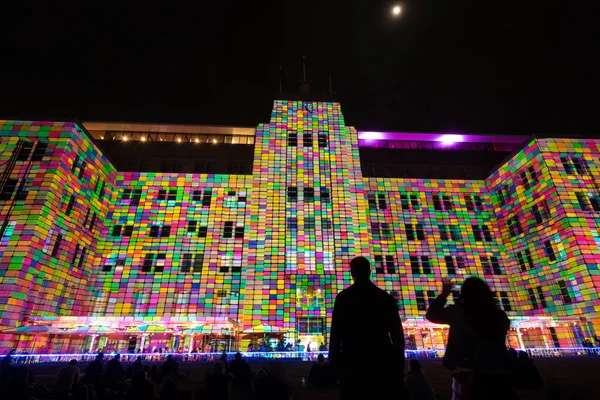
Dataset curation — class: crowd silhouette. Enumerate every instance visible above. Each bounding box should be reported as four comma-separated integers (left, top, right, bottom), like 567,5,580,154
0,256,548,400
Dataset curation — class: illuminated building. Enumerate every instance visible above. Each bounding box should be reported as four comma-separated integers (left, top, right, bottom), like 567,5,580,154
1,95,599,353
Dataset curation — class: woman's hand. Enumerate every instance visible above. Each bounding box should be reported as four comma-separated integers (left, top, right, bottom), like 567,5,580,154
441,279,453,297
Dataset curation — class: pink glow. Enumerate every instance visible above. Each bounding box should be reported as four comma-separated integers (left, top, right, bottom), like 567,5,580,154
438,134,464,145
356,131,529,144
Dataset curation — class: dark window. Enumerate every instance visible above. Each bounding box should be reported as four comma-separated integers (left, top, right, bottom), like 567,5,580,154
98,182,106,200
465,195,474,211
433,193,442,210
51,233,63,257
490,256,502,275
168,189,177,201
528,166,538,184
322,218,332,230
193,253,204,273
142,254,154,272
482,225,492,241
72,244,80,264
439,224,449,241
161,226,171,237
121,188,132,200
385,255,395,273
558,280,572,304
305,217,315,230
0,178,18,200
472,225,482,242
71,155,80,173
234,226,244,238
202,189,212,207
443,195,454,211
528,288,539,309
102,264,112,272
544,240,556,261
287,186,298,201
131,189,142,205
400,194,410,210
123,226,133,237
572,156,588,175
368,194,377,210
532,204,543,224
516,251,526,272
155,254,166,273
536,286,547,308
524,248,534,269
288,131,298,147
499,292,512,312
445,256,456,275
415,224,425,240
17,140,34,161
416,291,427,311
576,192,589,210
64,195,75,216
591,195,600,211
320,187,330,202
77,247,87,269
410,255,420,274
303,133,312,147
318,134,328,148
377,193,387,210
112,225,123,236
223,222,233,238
188,221,198,233
287,217,297,230
374,255,384,274
149,225,160,237
78,161,86,179
421,256,432,274
181,254,193,273
198,226,208,238
89,212,96,231
481,256,491,275
192,190,202,201
31,142,48,161
157,189,167,201
303,187,315,200
520,170,531,190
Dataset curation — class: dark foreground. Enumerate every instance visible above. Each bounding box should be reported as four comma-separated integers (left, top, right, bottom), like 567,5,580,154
25,357,600,400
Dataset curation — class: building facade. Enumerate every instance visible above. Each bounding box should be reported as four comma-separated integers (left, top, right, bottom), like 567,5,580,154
1,98,599,352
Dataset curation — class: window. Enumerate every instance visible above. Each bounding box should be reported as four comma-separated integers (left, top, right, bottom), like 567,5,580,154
121,188,132,200
202,189,212,207
322,218,332,230
288,131,298,147
234,225,244,238
31,141,48,161
558,280,572,304
374,255,396,274
496,185,510,206
198,226,208,238
97,182,106,201
410,255,432,275
0,178,18,200
465,194,484,212
122,226,133,237
187,220,198,233
562,155,589,175
71,155,80,173
65,194,75,215
527,288,539,309
287,217,297,230
148,225,170,238
51,233,63,257
287,186,298,201
439,224,460,241
445,255,464,274
298,317,325,335
223,221,233,238
320,187,330,202
318,134,328,148
400,193,421,210
520,166,538,190
192,190,202,201
531,202,549,224
112,225,123,236
508,216,523,237
77,161,86,179
432,193,454,211
544,240,556,262
303,187,315,201
416,291,427,311
472,225,492,242
575,191,600,212
88,212,97,231
72,244,80,265
303,133,312,147
121,188,142,205
77,247,87,269
516,248,534,271
371,222,393,239
404,223,423,240
16,140,34,161
181,253,203,273
480,256,502,275
368,193,387,210
536,286,547,308
498,292,512,312
305,217,315,230
157,189,177,201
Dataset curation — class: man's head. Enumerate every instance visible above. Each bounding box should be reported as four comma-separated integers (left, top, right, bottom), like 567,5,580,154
68,359,78,366
350,256,371,282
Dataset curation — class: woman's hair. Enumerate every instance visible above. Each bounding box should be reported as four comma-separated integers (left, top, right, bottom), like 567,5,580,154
460,277,507,337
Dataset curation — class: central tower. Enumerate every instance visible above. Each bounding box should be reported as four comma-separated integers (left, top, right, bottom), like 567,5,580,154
241,99,371,344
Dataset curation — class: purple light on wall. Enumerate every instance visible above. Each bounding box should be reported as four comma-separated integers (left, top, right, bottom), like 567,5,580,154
438,134,464,146
358,131,385,140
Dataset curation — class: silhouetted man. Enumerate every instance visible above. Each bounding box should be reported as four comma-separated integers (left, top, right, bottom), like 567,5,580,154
330,256,405,399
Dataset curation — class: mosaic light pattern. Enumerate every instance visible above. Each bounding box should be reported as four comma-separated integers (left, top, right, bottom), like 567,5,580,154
2,103,600,349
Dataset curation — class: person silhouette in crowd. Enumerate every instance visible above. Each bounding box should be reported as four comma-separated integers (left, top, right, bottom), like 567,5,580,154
253,363,291,400
126,370,155,400
54,359,81,395
204,361,231,400
404,360,436,400
159,376,178,400
105,353,125,389
229,352,251,398
329,256,405,399
308,353,334,388
426,277,516,399
162,354,179,378
82,353,104,388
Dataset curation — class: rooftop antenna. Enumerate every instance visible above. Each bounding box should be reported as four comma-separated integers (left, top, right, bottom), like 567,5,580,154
328,68,333,95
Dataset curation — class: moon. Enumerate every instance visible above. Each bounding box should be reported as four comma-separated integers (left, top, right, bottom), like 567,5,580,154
392,5,402,16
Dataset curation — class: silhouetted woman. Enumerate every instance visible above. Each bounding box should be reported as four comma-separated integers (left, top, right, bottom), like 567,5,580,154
426,277,516,400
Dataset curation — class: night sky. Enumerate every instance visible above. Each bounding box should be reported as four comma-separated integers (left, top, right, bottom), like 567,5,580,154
0,2,594,135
